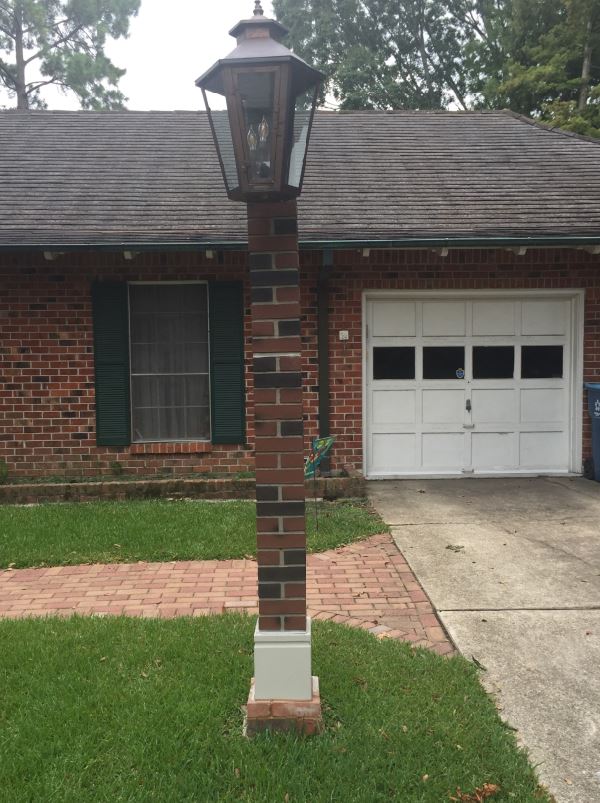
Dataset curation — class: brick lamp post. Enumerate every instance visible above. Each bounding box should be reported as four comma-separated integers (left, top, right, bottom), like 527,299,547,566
196,2,324,734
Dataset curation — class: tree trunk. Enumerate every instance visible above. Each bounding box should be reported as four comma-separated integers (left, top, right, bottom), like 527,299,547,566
417,4,435,107
14,4,28,110
578,17,593,112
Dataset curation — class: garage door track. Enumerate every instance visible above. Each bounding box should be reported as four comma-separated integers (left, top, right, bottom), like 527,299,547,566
369,477,600,803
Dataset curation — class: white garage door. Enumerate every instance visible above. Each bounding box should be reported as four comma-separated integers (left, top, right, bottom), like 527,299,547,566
365,293,582,478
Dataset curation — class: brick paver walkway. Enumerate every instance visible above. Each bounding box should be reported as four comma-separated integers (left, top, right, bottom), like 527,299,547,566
0,534,453,655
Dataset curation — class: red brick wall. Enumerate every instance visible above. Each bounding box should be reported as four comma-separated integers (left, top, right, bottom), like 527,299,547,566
0,251,255,478
302,247,600,474
1,247,599,479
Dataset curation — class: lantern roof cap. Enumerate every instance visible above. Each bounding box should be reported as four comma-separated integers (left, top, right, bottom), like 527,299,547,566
228,3,289,42
196,5,324,96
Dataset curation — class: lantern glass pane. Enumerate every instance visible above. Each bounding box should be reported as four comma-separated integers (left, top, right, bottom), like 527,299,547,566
203,90,239,193
237,71,275,183
288,88,315,188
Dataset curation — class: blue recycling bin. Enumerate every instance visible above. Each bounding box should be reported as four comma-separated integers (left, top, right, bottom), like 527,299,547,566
585,383,600,481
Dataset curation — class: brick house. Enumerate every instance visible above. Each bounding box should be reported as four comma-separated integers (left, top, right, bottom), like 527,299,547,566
1,109,600,481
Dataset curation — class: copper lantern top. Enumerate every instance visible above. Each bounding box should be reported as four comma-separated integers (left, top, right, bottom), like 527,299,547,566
196,4,324,203
196,5,323,101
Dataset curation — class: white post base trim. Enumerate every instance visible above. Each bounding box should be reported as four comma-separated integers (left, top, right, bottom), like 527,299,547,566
253,617,313,701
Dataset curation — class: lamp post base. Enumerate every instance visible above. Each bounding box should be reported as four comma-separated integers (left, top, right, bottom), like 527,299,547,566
245,618,322,736
253,617,313,701
245,676,323,737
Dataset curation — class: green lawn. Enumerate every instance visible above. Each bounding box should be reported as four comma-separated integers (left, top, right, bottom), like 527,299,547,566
0,615,551,803
0,499,387,569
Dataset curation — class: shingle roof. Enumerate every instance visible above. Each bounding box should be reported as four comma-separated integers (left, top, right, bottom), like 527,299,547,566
0,108,599,249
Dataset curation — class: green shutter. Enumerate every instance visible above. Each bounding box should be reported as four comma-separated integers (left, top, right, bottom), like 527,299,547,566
92,282,131,447
209,281,246,444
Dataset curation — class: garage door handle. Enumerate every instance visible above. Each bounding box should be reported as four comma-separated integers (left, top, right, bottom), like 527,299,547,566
466,399,472,412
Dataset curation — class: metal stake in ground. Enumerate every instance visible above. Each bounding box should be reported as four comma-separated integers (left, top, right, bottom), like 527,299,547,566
305,436,337,535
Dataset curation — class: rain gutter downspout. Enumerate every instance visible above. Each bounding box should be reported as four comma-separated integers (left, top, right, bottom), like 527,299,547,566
318,249,333,474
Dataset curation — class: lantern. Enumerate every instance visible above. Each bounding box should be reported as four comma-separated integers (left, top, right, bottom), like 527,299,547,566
196,1,324,202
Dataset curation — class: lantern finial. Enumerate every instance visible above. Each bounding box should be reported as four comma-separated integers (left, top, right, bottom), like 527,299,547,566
253,1,264,16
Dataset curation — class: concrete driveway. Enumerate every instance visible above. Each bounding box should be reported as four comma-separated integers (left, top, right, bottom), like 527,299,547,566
369,477,600,803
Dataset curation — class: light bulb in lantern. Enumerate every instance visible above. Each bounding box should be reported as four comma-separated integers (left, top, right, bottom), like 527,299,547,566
258,116,270,145
247,126,258,152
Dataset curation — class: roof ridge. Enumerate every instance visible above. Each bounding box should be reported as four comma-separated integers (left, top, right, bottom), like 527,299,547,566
0,109,204,115
0,108,511,117
502,108,600,146
0,108,597,142
339,108,504,114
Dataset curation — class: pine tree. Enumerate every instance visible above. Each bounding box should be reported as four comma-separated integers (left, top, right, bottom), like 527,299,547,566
0,0,140,109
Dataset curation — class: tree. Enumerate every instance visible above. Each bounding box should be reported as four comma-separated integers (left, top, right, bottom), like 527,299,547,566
492,0,600,136
444,1,564,110
272,0,469,110
274,0,600,137
0,0,140,110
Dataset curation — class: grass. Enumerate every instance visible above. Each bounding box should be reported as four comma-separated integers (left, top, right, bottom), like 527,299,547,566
0,615,551,803
0,499,387,569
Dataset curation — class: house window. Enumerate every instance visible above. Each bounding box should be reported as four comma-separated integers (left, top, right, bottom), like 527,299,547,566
129,284,210,442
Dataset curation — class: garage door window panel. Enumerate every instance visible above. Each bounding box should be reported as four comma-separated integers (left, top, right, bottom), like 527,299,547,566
521,346,564,379
373,347,415,380
423,347,465,380
473,346,515,379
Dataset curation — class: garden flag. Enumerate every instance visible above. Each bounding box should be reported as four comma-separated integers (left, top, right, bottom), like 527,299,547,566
304,436,336,478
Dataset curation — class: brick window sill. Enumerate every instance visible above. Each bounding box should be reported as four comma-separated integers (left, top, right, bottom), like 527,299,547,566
130,442,213,455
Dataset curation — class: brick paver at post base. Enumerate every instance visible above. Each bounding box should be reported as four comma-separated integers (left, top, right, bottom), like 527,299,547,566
0,534,454,656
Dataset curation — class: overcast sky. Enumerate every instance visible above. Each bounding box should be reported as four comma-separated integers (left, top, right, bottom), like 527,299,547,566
2,0,275,111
